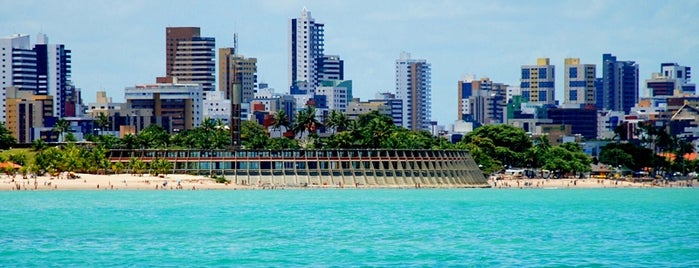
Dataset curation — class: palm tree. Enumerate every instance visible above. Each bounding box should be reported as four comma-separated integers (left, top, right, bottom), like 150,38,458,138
0,122,17,149
363,117,395,148
292,106,320,138
52,118,70,142
271,110,290,137
325,110,350,134
96,112,110,135
32,139,48,152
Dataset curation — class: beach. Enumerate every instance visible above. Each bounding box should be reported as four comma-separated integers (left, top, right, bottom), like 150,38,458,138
489,177,697,189
2,173,697,191
1,173,248,191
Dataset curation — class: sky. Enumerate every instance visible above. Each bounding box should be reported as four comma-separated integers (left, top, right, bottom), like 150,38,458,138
2,0,698,126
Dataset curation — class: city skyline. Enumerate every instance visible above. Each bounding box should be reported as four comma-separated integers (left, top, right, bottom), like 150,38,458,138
2,0,698,125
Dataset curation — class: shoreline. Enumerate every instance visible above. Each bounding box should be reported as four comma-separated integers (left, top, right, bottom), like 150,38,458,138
488,177,697,189
1,173,697,191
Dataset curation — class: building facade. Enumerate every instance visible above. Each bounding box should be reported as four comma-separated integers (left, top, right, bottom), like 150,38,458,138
125,81,203,133
1,34,37,121
564,58,596,106
645,62,695,97
601,53,639,113
218,47,257,103
520,58,555,105
396,52,431,130
318,55,343,81
371,92,403,127
289,8,325,91
166,27,215,92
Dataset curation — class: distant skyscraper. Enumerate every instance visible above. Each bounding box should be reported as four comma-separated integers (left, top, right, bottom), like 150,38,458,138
34,33,75,117
165,27,215,92
645,63,695,96
289,7,325,91
601,53,639,113
457,75,506,125
520,58,555,105
218,47,257,103
396,52,431,130
318,55,343,81
563,58,596,106
0,34,36,121
1,33,77,120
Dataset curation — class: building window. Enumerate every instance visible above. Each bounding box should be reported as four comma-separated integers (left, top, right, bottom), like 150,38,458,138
569,67,577,78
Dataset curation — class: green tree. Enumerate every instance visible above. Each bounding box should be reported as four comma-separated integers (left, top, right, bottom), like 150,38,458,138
128,157,147,176
461,124,532,168
95,112,110,135
361,115,396,148
271,110,291,137
527,135,551,168
121,134,139,149
52,118,71,142
150,158,173,177
8,152,27,166
324,131,358,149
34,146,62,176
241,120,269,149
325,110,350,134
137,125,170,148
292,106,321,138
0,122,17,150
32,139,48,152
599,148,635,169
456,136,502,174
267,137,299,150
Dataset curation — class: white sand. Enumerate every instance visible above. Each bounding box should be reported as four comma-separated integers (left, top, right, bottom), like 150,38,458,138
2,173,696,191
1,173,249,191
489,177,697,189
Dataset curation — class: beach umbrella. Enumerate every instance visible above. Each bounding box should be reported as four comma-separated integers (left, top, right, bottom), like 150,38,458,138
0,162,22,169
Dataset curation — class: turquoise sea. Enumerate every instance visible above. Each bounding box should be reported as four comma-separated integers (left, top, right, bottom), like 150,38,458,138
1,188,698,267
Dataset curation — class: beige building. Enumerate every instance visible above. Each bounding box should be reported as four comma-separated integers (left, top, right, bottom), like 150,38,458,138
5,86,54,143
218,47,257,102
165,27,215,92
345,98,391,120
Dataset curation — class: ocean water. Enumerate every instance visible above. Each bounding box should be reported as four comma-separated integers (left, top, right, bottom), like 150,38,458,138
1,188,698,267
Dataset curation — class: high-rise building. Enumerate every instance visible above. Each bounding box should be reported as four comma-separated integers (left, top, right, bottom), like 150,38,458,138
165,27,215,92
1,33,77,122
564,58,596,106
218,47,257,103
457,75,507,125
371,92,403,127
396,52,431,131
318,55,343,81
601,53,639,113
125,80,203,133
34,33,76,117
289,7,325,91
0,34,36,121
520,58,555,105
645,63,695,97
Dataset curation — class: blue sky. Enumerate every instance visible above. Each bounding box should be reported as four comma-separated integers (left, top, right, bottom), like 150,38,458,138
2,0,698,126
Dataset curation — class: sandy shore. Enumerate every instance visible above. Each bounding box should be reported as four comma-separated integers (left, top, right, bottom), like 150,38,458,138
1,173,253,191
489,177,698,189
1,173,697,191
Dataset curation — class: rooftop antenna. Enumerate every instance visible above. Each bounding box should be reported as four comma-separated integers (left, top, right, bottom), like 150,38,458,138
233,32,238,54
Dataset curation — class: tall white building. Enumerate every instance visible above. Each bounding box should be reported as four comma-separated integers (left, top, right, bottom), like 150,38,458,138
289,7,325,91
0,34,36,121
34,33,76,117
395,52,431,131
